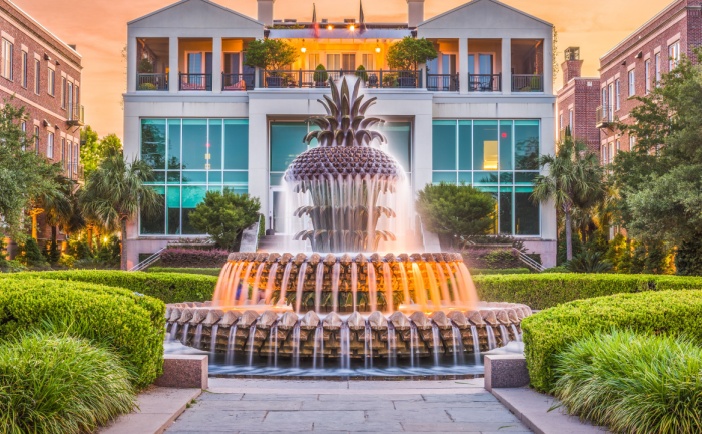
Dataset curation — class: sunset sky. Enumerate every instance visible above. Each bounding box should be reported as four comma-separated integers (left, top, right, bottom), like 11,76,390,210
13,0,672,139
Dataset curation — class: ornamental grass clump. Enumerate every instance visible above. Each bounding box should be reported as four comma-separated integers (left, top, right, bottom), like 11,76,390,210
0,332,135,434
553,330,702,434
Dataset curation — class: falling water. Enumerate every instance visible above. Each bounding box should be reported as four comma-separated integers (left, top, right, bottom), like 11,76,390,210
451,325,465,366
278,262,294,307
237,262,256,305
382,263,394,313
367,263,378,312
212,262,234,305
499,325,510,347
291,322,301,369
444,263,460,305
340,323,351,370
470,325,481,364
247,324,257,366
510,324,522,342
456,262,479,310
387,322,397,368
193,324,204,348
251,262,266,303
398,263,411,306
295,262,308,314
486,326,497,350
410,322,419,368
431,323,441,366
271,322,279,368
228,262,246,306
313,322,324,369
225,325,238,365
264,263,279,304
351,262,358,312
364,321,373,369
181,323,190,346
168,323,179,341
209,324,219,356
314,263,325,313
411,263,427,309
331,262,341,312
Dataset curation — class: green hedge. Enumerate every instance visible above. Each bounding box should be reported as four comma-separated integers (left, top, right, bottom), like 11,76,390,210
474,273,702,310
147,267,222,277
0,278,165,388
4,271,218,304
469,268,532,275
521,289,702,392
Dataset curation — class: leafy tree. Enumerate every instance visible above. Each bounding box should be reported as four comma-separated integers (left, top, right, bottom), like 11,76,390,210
244,39,298,71
80,150,160,270
80,127,123,177
187,190,261,251
19,237,47,268
415,183,496,249
0,100,62,240
32,174,78,263
387,37,437,71
532,137,606,261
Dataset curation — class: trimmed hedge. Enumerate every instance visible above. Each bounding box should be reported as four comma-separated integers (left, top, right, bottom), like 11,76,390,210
147,267,221,276
4,271,218,304
469,268,531,275
474,273,702,310
521,289,702,392
0,278,165,388
160,248,229,268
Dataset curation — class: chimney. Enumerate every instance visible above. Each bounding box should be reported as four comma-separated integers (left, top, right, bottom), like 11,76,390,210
407,0,424,28
258,0,275,27
562,46,583,87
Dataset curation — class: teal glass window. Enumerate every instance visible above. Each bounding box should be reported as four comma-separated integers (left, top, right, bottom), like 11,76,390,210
141,119,166,170
167,186,180,235
182,119,207,171
224,120,248,170
167,120,181,170
381,122,412,173
208,119,222,170
473,120,498,170
499,187,513,234
515,187,539,235
458,121,472,170
515,120,540,170
499,121,513,170
140,186,165,234
181,186,207,235
432,121,456,171
271,122,308,173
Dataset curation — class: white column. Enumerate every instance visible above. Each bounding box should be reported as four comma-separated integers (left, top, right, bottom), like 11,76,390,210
212,37,222,93
169,37,178,94
248,107,269,224
127,36,137,92
543,32,554,94
458,38,469,95
413,112,433,194
501,37,511,95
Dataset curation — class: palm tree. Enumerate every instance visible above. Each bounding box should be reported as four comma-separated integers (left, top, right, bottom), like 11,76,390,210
34,174,77,262
532,136,605,261
80,150,160,270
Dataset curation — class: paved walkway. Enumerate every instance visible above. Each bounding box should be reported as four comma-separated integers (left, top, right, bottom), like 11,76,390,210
166,378,531,433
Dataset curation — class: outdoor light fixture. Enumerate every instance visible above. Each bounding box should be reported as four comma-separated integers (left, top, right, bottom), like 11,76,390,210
349,24,355,31
375,40,381,53
327,24,333,30
301,39,307,53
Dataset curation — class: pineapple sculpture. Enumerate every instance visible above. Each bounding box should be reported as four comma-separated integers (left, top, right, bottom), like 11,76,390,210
285,76,402,253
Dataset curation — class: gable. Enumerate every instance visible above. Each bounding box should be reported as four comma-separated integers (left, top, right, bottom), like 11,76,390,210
129,0,264,32
419,0,552,33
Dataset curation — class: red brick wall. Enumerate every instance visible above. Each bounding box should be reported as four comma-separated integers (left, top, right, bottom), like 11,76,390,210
562,59,583,87
557,76,601,154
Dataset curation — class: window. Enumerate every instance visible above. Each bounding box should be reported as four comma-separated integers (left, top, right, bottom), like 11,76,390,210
602,87,608,111
655,52,661,84
608,83,614,120
1,38,13,80
326,54,340,70
644,59,651,94
361,53,374,70
20,121,26,150
602,145,608,164
34,59,40,94
341,54,356,71
615,79,620,110
67,141,72,174
628,69,635,96
609,142,615,164
569,109,574,131
48,68,55,96
47,132,54,158
629,135,636,150
61,138,66,168
61,77,66,108
307,53,320,69
21,51,27,88
668,41,680,71
33,125,39,154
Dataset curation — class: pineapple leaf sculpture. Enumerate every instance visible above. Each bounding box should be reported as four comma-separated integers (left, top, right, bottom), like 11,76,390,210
284,76,402,253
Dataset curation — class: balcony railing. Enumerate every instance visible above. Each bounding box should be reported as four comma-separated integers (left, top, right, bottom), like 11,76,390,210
179,73,212,91
468,73,502,92
66,162,84,180
512,74,543,92
67,104,84,127
137,73,169,91
260,69,420,89
596,105,614,127
427,73,459,92
222,73,255,91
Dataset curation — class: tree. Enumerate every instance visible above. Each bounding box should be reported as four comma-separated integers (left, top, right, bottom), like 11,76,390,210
187,190,261,251
387,37,437,71
415,183,496,249
33,174,77,263
0,100,62,240
80,127,123,177
532,137,605,261
80,150,160,270
243,39,298,71
613,50,702,274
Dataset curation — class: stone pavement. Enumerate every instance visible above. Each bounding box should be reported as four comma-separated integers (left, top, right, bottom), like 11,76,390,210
166,378,531,433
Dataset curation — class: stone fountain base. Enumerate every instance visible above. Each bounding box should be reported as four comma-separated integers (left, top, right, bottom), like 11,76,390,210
165,302,532,360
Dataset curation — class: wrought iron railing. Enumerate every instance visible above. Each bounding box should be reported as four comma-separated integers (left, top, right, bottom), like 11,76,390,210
67,104,84,126
427,73,459,92
222,73,255,91
596,105,614,126
179,73,212,91
260,69,419,89
512,74,544,92
137,73,169,91
467,73,502,92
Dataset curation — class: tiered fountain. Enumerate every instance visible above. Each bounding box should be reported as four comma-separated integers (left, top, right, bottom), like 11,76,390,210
165,77,531,375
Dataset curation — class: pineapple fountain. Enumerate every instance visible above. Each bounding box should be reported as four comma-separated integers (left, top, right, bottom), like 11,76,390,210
165,77,531,375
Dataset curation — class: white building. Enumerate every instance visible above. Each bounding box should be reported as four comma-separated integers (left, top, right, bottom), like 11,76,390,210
123,0,557,268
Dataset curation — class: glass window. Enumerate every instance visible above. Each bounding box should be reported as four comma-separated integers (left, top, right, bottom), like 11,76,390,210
167,119,181,170
458,121,472,170
47,132,54,158
207,119,222,170
499,121,513,170
34,125,39,154
655,52,661,84
34,59,40,94
141,119,166,169
167,186,180,235
514,120,539,170
21,51,27,88
141,186,165,235
48,68,55,96
182,119,207,170
615,79,620,110
181,186,207,234
224,119,248,170
499,187,513,234
432,172,456,184
515,187,539,235
644,59,651,94
668,41,680,71
379,121,411,173
473,120,498,170
2,39,13,80
270,122,309,173
432,120,456,171
628,69,635,96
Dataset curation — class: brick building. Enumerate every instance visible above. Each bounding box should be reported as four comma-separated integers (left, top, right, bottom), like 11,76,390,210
556,47,600,153
0,0,84,247
597,0,702,164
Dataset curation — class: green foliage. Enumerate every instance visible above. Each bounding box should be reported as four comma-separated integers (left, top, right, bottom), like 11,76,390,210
469,268,531,275
187,190,261,251
676,237,702,276
553,330,702,434
80,127,124,179
244,39,298,71
19,238,48,268
416,183,496,248
565,251,613,273
313,64,328,82
355,65,368,81
483,250,518,268
0,100,63,240
386,37,437,71
147,267,222,276
6,270,217,304
138,57,153,73
0,331,135,434
521,289,702,392
474,273,702,310
0,277,164,388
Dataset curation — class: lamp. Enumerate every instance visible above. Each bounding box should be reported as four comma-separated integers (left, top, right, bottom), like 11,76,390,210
301,39,307,53
375,40,381,53
327,24,333,30
349,24,355,31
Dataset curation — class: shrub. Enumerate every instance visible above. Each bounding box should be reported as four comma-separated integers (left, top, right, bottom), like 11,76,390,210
565,251,613,273
474,273,702,310
469,268,531,275
0,332,135,434
187,190,261,251
5,270,218,304
313,64,328,82
355,65,368,81
0,277,164,388
19,238,48,268
160,248,229,269
521,289,702,392
553,330,702,434
147,267,222,276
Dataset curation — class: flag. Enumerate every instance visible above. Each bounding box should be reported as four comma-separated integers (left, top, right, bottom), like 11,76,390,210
359,1,367,34
312,3,320,38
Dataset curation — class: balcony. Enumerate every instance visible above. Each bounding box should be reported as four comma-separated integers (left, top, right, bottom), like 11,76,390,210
137,73,169,91
427,74,459,92
596,105,614,128
512,74,543,92
259,70,420,89
66,162,84,180
222,73,255,91
468,73,501,92
179,73,212,91
67,105,84,127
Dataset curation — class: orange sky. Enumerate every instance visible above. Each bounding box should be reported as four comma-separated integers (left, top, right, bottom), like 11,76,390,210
12,0,673,139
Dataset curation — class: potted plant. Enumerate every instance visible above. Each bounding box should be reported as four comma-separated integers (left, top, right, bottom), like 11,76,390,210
387,36,437,87
313,64,328,87
244,39,298,88
355,65,368,83
138,58,154,74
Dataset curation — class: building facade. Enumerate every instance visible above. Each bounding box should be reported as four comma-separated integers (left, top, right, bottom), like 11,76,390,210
597,0,702,164
556,47,600,153
123,0,557,268
0,0,84,247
